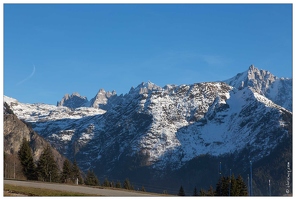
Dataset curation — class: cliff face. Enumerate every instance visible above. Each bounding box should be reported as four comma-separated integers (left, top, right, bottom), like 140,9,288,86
3,103,65,171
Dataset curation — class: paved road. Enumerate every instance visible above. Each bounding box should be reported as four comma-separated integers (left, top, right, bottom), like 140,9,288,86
4,180,158,196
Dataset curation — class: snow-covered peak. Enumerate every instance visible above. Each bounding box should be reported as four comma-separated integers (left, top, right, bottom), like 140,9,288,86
224,65,291,111
128,81,163,95
4,95,105,122
225,65,277,92
4,95,18,104
141,81,161,90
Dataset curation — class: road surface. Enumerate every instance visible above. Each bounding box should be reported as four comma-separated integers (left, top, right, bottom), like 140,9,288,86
4,179,158,196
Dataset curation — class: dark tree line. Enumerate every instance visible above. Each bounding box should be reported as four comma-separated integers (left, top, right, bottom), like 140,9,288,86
18,138,83,184
83,172,144,191
18,138,144,191
178,174,248,196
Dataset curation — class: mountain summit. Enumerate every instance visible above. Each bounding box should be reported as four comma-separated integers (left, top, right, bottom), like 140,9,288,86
57,92,88,109
4,65,292,195
225,65,291,111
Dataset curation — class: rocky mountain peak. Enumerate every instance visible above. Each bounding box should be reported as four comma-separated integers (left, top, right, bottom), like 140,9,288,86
57,92,88,109
131,81,163,95
224,65,291,111
226,65,277,92
224,65,292,111
89,89,117,109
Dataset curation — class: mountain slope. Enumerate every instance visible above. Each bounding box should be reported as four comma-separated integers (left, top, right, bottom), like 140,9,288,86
225,65,292,111
4,65,292,195
3,103,66,172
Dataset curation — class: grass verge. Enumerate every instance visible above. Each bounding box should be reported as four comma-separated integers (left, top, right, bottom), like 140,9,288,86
4,184,100,196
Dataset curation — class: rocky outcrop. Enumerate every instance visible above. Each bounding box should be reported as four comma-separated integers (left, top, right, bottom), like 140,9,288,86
57,92,88,109
3,103,65,170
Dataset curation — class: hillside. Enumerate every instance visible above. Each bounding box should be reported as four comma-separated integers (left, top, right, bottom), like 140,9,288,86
3,102,66,179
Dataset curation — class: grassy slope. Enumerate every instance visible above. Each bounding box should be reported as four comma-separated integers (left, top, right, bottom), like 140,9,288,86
4,184,101,196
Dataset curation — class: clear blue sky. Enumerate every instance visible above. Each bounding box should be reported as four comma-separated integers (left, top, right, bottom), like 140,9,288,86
4,4,292,105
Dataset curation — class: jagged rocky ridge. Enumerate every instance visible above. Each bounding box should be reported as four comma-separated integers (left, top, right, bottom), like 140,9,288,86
57,89,117,110
4,65,292,195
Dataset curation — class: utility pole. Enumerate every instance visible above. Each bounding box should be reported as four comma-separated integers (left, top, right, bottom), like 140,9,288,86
5,163,7,179
269,179,271,196
250,161,253,196
247,174,250,196
14,160,16,179
229,169,231,196
219,162,222,196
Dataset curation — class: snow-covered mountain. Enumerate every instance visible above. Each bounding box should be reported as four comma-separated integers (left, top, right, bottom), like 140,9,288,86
225,65,292,111
4,65,292,195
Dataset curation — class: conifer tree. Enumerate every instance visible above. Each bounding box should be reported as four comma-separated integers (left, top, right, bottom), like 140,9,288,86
18,138,37,180
236,175,248,196
207,185,215,196
84,170,99,186
193,186,198,196
141,186,146,192
123,178,133,190
71,160,83,184
115,180,121,188
199,188,207,196
178,185,185,196
60,159,72,183
36,145,59,182
103,178,110,187
215,175,248,196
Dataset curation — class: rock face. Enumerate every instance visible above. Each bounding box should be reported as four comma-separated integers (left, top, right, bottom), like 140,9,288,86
4,65,292,195
57,92,88,109
88,89,117,109
3,103,65,171
225,65,292,111
57,90,117,110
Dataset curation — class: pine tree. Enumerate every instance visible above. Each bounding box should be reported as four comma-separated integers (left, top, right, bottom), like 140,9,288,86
207,185,215,196
71,160,83,184
115,180,121,188
36,145,59,182
123,178,133,190
215,175,248,196
215,176,230,196
141,186,146,192
178,185,185,196
103,178,110,187
60,159,72,183
193,186,198,196
84,170,99,186
230,174,238,196
199,188,207,196
236,175,248,196
18,138,37,180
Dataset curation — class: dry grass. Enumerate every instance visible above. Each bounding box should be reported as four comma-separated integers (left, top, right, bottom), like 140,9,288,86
4,184,100,196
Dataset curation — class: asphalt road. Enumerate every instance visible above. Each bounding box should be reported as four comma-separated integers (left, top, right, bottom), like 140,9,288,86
4,179,158,196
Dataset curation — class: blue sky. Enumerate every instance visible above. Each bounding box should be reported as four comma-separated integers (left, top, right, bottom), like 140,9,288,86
4,4,292,105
